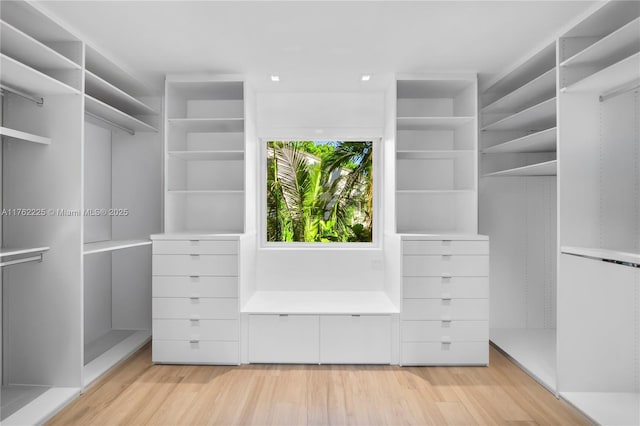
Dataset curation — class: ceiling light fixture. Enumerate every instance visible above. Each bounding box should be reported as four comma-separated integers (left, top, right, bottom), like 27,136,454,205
270,75,280,82
361,74,371,82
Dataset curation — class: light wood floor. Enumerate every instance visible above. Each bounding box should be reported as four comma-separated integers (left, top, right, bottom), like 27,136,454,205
48,345,588,425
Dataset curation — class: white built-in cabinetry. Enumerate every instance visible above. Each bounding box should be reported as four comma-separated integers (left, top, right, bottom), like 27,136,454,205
400,236,489,365
165,76,245,234
557,2,640,424
81,46,161,387
0,1,162,423
481,1,640,423
395,75,478,234
152,76,245,364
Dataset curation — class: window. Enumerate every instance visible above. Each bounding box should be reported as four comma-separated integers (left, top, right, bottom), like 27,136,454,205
265,140,374,244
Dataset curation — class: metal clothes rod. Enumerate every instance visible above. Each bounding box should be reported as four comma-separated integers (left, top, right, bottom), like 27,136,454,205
600,80,640,103
0,254,43,268
85,111,135,136
0,84,44,106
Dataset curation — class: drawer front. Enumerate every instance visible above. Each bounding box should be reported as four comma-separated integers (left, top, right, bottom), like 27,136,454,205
403,277,488,299
153,276,238,298
401,320,488,342
153,340,239,364
152,298,238,319
401,341,488,365
153,240,237,255
320,315,391,364
403,240,488,256
249,315,319,363
403,255,489,277
152,254,238,276
153,319,239,341
402,299,488,321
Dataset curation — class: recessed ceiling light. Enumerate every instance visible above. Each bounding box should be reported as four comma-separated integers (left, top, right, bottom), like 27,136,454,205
361,74,371,82
270,75,280,82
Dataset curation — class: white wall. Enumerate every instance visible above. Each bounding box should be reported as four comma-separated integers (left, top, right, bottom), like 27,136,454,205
251,88,396,294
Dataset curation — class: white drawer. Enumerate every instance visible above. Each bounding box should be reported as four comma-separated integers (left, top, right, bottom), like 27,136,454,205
403,277,488,299
403,240,488,256
319,315,391,364
152,297,238,319
403,255,489,277
153,276,237,298
402,299,488,321
401,320,488,342
401,341,488,365
153,240,237,255
249,315,319,363
153,340,239,364
153,319,239,341
152,254,238,276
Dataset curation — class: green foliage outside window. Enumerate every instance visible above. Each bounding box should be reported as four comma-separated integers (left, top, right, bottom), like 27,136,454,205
267,141,373,243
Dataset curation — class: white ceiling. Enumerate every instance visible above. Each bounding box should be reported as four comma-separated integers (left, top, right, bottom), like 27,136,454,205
37,1,598,91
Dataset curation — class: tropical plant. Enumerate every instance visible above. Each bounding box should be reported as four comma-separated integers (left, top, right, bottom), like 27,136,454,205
267,141,373,243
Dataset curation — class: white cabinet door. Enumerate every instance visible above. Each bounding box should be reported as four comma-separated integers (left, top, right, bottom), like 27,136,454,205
152,298,238,319
320,315,391,364
403,240,489,255
153,240,238,255
152,254,238,276
249,315,319,363
401,341,488,365
153,340,239,364
153,276,238,298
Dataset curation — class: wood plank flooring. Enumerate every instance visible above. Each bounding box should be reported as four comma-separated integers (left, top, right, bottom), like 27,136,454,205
48,345,588,425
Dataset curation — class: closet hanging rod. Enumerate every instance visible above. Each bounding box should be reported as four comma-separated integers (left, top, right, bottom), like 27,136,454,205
85,111,135,136
0,254,43,268
0,84,44,106
600,80,640,103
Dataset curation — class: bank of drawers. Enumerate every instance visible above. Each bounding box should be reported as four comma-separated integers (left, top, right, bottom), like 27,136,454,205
151,238,239,364
401,237,489,365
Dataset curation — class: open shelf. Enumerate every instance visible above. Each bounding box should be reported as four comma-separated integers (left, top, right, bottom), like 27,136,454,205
168,150,244,161
85,70,157,116
85,95,157,133
167,189,243,195
561,17,640,68
1,386,80,425
83,330,150,387
491,328,557,392
483,68,556,114
0,246,49,258
482,98,556,131
483,127,556,154
242,291,398,314
562,52,640,93
561,392,640,426
83,239,151,255
484,160,557,177
168,118,244,133
0,126,51,145
396,189,474,194
85,45,153,97
0,20,80,71
561,246,640,267
396,150,473,159
0,53,80,96
396,116,474,131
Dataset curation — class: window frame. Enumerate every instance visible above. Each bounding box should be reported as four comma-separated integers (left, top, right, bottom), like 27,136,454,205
259,138,382,249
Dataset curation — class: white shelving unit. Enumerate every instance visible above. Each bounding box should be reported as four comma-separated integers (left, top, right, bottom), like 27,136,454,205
81,47,161,389
396,75,478,234
558,2,640,422
165,76,245,234
0,1,83,423
480,41,559,394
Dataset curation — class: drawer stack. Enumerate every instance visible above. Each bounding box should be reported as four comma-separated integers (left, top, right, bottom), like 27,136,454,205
401,236,489,365
151,237,240,364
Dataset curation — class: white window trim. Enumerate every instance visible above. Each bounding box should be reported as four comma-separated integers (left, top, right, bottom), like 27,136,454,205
259,138,382,249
